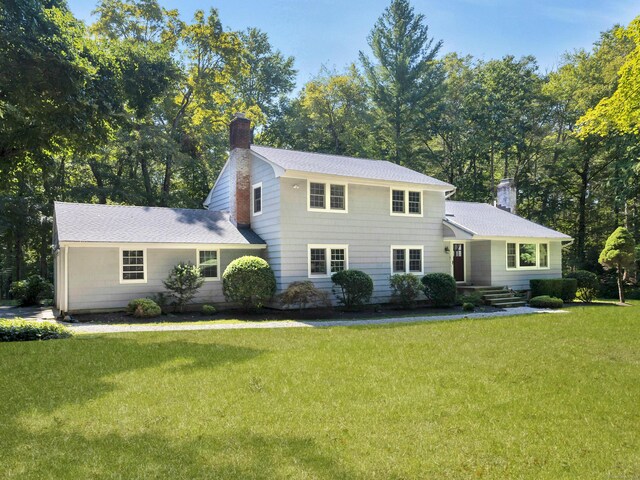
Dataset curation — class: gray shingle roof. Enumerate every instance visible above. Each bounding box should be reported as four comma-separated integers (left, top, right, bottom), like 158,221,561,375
251,145,454,188
445,201,571,239
54,202,265,245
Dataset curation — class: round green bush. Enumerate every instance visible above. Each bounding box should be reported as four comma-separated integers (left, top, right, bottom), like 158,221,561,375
421,273,457,307
529,295,563,309
331,269,374,309
462,302,475,312
127,298,162,318
202,304,217,315
223,256,276,310
565,270,599,303
389,273,422,309
0,319,72,342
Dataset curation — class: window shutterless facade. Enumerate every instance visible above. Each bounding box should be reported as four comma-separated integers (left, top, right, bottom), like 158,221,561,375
197,249,220,280
120,248,146,283
307,181,347,212
506,242,550,270
252,182,262,216
308,245,349,277
390,246,424,274
390,189,422,216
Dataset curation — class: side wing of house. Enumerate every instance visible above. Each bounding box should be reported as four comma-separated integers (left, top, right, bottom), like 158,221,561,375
204,161,231,211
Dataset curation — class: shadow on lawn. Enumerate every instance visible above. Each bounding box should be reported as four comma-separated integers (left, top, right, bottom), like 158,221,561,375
0,335,264,419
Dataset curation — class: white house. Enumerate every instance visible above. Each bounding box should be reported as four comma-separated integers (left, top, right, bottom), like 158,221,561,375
53,114,571,313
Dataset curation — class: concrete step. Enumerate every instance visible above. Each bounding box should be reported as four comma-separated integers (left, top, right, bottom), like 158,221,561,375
492,300,527,308
482,292,513,299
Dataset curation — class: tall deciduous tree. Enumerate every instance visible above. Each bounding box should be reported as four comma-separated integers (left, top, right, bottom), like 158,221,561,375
359,0,443,169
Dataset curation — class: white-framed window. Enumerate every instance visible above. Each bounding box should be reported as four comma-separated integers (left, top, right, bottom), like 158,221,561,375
506,242,550,270
390,246,424,274
307,180,348,213
308,244,349,277
390,189,422,216
197,249,220,280
252,182,262,216
120,248,146,283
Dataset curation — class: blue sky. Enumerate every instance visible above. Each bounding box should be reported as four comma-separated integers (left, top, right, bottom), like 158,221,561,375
67,0,638,87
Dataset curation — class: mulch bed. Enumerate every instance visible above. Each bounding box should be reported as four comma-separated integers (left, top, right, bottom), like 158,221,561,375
73,303,504,325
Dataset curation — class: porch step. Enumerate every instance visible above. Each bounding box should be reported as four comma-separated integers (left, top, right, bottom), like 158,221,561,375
490,299,527,308
476,287,526,308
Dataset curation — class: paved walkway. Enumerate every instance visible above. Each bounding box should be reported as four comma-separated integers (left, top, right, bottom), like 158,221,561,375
0,305,56,321
65,307,566,334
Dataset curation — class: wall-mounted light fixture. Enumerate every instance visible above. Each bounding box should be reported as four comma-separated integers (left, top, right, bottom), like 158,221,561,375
444,246,450,253
293,184,300,190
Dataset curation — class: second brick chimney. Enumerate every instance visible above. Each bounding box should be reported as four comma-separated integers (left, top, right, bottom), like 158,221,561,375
229,113,252,227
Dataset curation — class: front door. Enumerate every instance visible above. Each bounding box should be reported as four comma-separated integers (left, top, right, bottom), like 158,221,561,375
453,243,465,282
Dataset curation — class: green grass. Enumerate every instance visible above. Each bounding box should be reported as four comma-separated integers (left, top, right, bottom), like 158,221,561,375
1,305,638,479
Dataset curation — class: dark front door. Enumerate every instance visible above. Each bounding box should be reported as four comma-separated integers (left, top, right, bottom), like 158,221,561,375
453,243,465,282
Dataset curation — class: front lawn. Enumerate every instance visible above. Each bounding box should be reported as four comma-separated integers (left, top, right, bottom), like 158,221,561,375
1,305,638,478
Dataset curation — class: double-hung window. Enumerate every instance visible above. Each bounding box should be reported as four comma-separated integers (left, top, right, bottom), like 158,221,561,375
252,183,262,216
391,246,423,274
121,249,146,283
506,242,549,270
391,189,422,215
197,249,220,280
308,245,348,277
308,181,347,212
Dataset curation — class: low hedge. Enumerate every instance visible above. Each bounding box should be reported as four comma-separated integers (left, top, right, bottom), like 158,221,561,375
529,295,564,309
0,319,72,342
530,278,577,302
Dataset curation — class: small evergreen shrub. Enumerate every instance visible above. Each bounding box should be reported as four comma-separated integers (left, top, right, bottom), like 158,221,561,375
0,319,72,342
529,278,577,302
9,275,54,306
462,302,475,312
389,273,422,309
223,256,276,310
455,292,484,307
421,273,457,307
127,298,162,318
201,304,217,315
331,269,374,309
529,295,564,309
163,263,204,312
565,270,599,303
279,281,330,310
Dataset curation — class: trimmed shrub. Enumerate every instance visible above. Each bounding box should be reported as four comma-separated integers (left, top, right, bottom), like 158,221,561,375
455,292,484,307
0,319,72,342
421,273,457,307
9,275,54,306
127,298,161,318
529,295,563,309
389,274,422,309
529,278,577,302
163,263,204,312
462,302,475,312
565,270,599,303
202,304,217,315
331,270,374,309
279,281,330,310
223,256,276,310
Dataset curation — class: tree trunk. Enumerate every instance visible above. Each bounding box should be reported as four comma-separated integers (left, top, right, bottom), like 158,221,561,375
160,154,172,207
139,157,154,206
617,266,625,304
576,158,590,269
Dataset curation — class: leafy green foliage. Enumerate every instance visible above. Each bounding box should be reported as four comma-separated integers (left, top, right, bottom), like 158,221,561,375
389,273,423,309
279,281,330,310
222,256,276,310
9,275,53,306
331,270,374,309
0,319,72,342
127,298,162,318
462,302,475,312
201,304,217,315
455,292,484,307
421,273,457,307
530,278,577,302
599,227,636,303
163,263,204,312
529,295,564,309
565,270,600,303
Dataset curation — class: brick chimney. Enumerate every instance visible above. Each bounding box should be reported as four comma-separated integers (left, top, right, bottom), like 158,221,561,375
496,178,516,214
229,113,252,227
